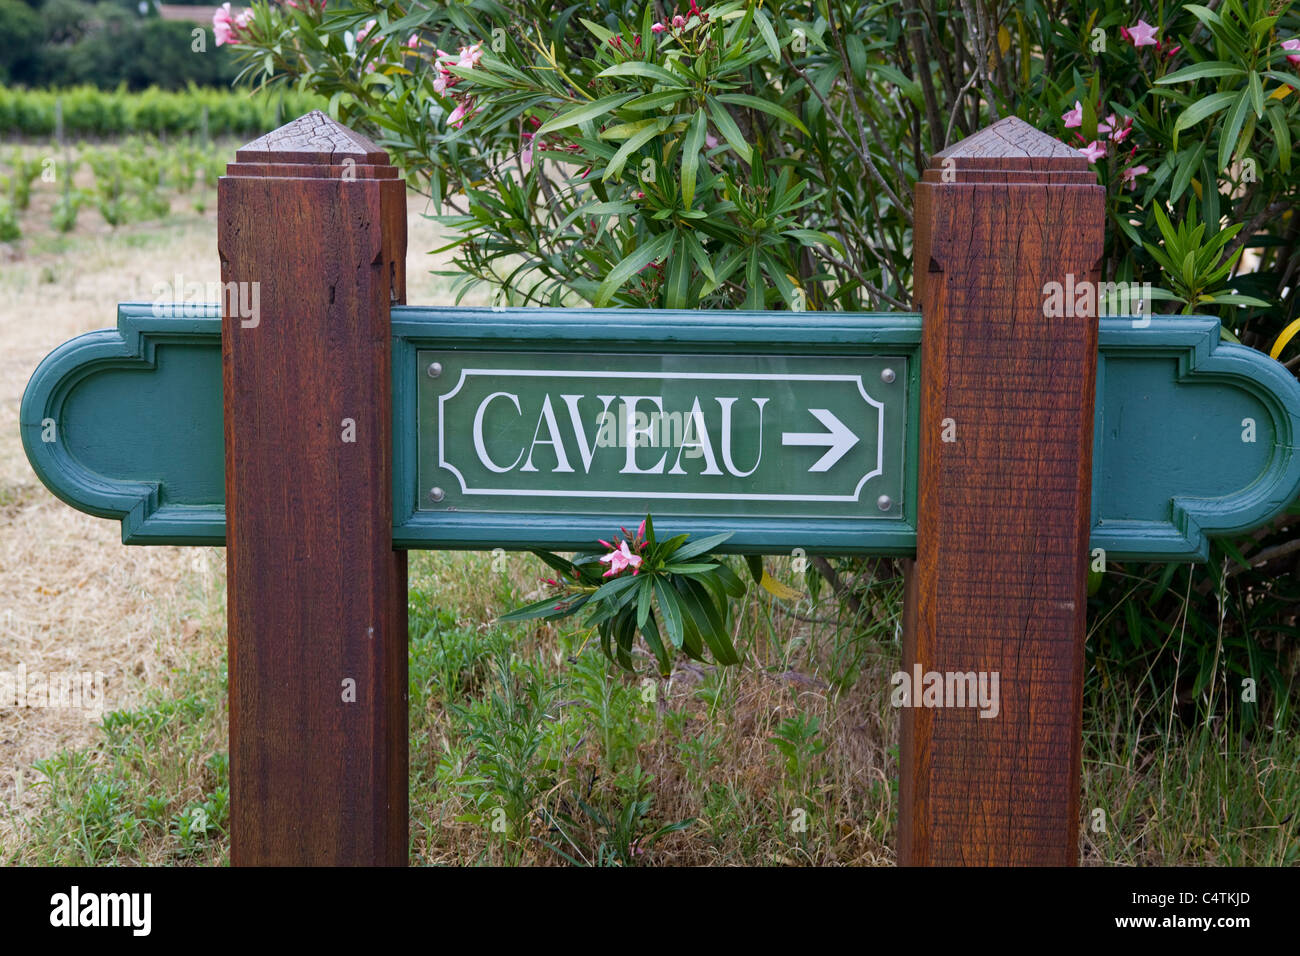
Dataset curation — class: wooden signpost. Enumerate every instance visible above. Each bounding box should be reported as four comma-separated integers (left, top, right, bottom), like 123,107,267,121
19,112,1300,866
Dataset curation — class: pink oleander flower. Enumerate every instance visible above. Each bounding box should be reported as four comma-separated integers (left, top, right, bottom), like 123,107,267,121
651,22,666,33
434,45,481,94
1120,19,1158,48
1283,38,1300,67
1122,164,1149,191
458,43,483,68
213,3,234,45
407,34,420,49
356,18,377,43
1098,113,1132,142
447,98,477,129
600,540,643,577
1062,100,1083,129
671,15,686,28
1078,140,1107,163
234,9,251,30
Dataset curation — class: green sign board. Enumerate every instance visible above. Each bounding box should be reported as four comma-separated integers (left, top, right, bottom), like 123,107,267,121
19,304,1300,559
417,350,907,519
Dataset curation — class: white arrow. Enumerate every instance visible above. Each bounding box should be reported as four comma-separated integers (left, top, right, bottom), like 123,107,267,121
781,408,859,473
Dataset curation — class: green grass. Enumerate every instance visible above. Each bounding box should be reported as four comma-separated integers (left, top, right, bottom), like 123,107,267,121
4,548,1298,865
5,647,229,866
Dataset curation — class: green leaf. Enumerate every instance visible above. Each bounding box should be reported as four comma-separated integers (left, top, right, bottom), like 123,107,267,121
591,572,641,603
670,531,734,562
528,549,577,580
653,576,684,648
599,620,614,662
636,576,653,628
715,93,808,134
681,109,707,209
1172,91,1240,147
1218,90,1251,171
623,90,688,112
535,93,638,138
705,97,753,164
600,118,658,141
1204,292,1272,307
497,593,583,623
614,613,635,670
743,246,763,310
593,231,674,307
443,64,513,89
603,118,667,182
658,532,690,556
639,611,671,677
579,17,616,45
683,231,717,283
679,579,738,665
1181,249,1197,293
714,562,747,598
744,554,764,584
783,228,845,254
753,8,781,61
664,233,690,309
595,61,686,87
1248,71,1265,118
1266,105,1291,172
1156,61,1244,84
1170,142,1205,203
1182,4,1222,28
554,201,635,235
864,63,923,107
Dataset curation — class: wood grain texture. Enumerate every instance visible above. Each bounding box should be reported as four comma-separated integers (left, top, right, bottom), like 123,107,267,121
900,116,1105,866
218,110,408,865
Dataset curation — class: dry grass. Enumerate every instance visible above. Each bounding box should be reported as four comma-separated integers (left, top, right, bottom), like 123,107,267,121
0,177,484,856
399,548,902,866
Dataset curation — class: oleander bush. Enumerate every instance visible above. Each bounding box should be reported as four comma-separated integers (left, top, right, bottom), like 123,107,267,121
227,1,1300,731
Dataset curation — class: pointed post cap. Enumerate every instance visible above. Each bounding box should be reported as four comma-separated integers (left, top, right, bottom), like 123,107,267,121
225,110,398,180
923,115,1096,185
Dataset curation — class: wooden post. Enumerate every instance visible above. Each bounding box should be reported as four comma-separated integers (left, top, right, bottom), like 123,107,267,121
900,116,1105,865
218,111,408,865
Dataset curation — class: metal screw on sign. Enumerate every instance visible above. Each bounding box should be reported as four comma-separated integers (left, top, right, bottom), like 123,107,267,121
427,361,442,378
877,495,892,511
430,487,445,502
881,368,896,384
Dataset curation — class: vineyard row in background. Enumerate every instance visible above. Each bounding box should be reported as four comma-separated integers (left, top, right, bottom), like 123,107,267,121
0,84,325,138
0,137,236,239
